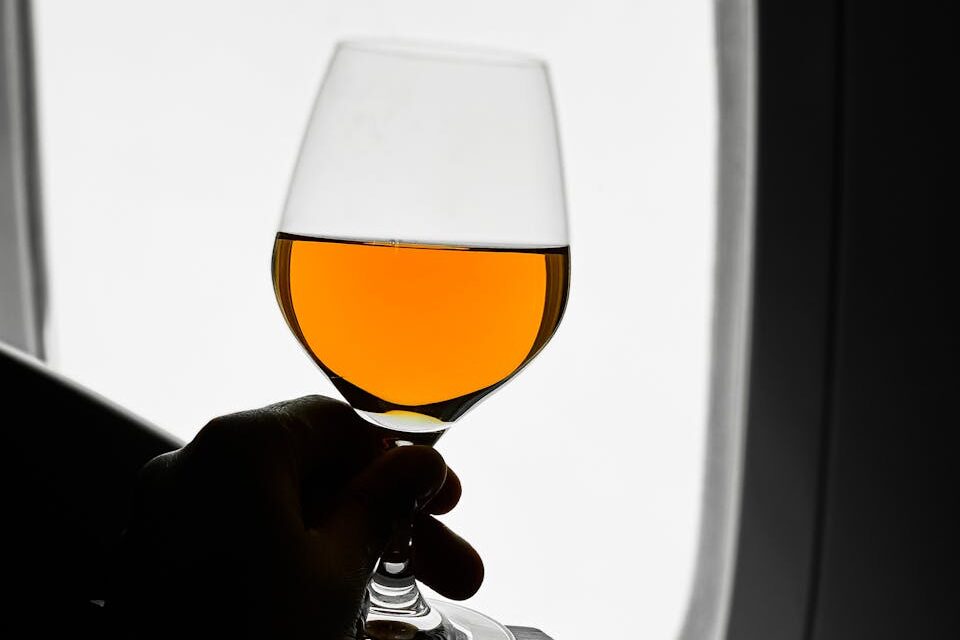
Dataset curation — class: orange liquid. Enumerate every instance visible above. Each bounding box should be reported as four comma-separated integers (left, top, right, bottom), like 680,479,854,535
273,233,569,425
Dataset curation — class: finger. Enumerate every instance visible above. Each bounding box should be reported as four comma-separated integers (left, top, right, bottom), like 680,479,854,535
412,516,484,600
184,396,384,533
270,395,383,482
187,395,379,482
423,466,461,515
269,396,391,528
323,445,448,561
124,450,184,531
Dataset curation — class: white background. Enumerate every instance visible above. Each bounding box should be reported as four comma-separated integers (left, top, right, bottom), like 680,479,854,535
34,1,716,637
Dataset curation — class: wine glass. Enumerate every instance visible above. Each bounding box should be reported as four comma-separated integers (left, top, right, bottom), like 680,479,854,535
272,39,569,640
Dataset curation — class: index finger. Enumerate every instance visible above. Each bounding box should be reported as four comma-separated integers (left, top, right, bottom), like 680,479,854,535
271,395,384,478
424,465,462,515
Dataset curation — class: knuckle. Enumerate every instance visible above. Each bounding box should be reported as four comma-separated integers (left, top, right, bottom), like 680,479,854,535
187,409,295,471
137,449,179,484
192,414,241,448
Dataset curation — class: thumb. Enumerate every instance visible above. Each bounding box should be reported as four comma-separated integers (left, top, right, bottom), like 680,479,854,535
324,445,447,565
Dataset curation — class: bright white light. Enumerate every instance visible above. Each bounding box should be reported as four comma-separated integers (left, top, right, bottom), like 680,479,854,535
34,1,715,637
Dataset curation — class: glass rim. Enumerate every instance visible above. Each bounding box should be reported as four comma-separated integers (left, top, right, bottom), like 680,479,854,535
335,38,547,69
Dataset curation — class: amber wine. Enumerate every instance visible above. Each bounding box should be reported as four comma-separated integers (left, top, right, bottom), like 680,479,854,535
272,232,569,430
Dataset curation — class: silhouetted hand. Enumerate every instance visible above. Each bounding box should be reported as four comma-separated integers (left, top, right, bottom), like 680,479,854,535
107,395,482,639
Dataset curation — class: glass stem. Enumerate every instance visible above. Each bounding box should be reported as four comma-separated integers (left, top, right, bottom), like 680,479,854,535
367,524,435,619
364,431,446,636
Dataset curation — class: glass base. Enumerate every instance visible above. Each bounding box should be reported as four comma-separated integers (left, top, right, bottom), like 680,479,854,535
365,600,515,640
433,601,515,640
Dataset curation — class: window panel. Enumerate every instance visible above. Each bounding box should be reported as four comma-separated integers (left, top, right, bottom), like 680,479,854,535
34,2,716,636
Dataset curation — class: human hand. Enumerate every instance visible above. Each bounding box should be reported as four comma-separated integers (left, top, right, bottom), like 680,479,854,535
107,395,482,639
